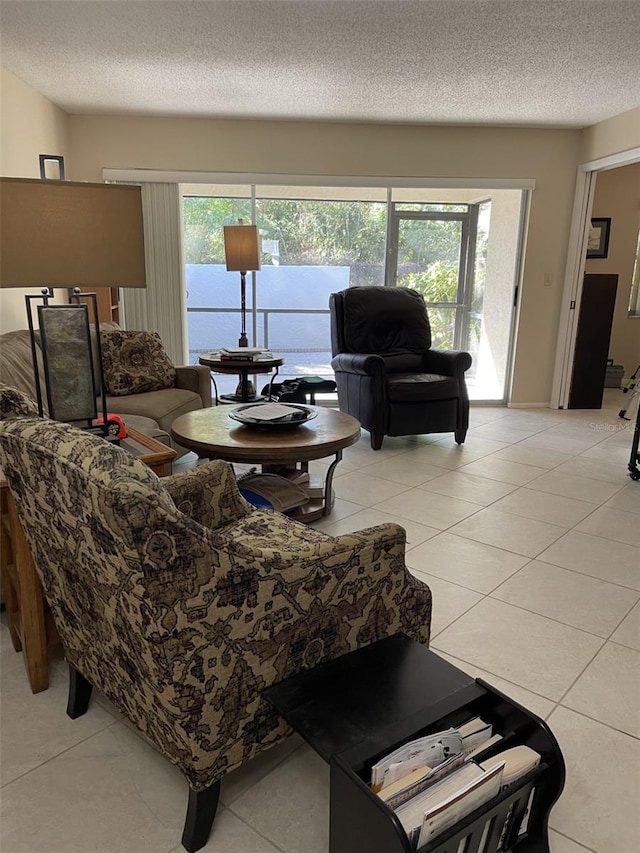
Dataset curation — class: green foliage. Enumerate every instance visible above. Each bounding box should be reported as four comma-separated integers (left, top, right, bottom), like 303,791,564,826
183,196,388,266
400,261,460,348
183,197,251,264
256,199,387,266
397,218,462,268
399,261,459,303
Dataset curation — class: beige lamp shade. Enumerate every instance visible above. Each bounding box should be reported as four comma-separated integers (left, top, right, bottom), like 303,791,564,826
223,223,261,273
0,177,146,288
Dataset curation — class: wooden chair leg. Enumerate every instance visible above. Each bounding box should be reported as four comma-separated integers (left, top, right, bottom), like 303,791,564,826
66,664,93,719
0,555,22,653
8,494,50,692
181,780,221,853
370,433,384,450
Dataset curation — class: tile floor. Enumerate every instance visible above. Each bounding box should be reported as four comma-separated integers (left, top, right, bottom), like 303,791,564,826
1,391,639,853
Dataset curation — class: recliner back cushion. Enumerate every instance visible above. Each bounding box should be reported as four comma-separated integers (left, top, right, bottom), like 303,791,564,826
341,287,431,353
101,329,176,396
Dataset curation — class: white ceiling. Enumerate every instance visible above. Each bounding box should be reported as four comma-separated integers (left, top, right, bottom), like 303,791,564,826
1,0,639,129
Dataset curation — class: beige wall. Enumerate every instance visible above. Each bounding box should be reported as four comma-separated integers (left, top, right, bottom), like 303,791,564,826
0,69,70,330
580,107,640,164
2,68,638,405
69,115,583,404
585,163,640,377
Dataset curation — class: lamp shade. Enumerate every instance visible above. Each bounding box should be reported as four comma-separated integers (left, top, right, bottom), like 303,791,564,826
223,223,261,273
0,177,146,288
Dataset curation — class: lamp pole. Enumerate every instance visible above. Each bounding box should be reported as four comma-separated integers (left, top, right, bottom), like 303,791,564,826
239,270,248,347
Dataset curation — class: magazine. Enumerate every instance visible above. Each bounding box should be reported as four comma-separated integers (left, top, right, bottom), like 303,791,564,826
415,761,505,848
372,717,495,793
371,728,462,793
378,751,467,811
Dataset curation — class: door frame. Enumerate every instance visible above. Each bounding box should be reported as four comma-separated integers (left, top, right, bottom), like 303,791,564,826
551,146,640,408
385,207,474,350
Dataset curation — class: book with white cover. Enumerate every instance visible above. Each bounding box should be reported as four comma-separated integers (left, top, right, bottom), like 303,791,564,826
459,716,494,755
465,733,503,760
221,347,266,356
415,761,505,848
394,760,504,844
479,745,540,790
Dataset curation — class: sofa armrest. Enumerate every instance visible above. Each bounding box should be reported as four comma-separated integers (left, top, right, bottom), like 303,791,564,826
423,349,472,378
163,460,252,529
175,365,212,408
331,352,385,376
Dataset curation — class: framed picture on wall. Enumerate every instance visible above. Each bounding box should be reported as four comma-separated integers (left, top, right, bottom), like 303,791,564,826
587,217,611,259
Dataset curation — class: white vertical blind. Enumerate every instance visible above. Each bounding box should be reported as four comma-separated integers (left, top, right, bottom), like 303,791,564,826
120,182,186,364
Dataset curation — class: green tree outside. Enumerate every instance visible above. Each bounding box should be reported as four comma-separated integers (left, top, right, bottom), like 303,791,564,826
183,195,476,348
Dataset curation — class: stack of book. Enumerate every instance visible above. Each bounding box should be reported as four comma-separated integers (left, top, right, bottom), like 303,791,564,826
371,717,540,849
267,466,324,499
219,347,269,361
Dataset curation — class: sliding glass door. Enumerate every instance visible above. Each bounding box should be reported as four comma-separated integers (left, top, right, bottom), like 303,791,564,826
182,185,523,402
253,187,387,382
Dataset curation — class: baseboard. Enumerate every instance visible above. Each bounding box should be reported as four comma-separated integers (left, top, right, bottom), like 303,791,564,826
507,402,550,408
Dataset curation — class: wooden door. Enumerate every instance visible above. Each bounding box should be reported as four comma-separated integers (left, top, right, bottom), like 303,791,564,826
568,273,618,409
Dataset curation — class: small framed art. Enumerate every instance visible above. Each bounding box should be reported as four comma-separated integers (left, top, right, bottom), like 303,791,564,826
587,217,611,259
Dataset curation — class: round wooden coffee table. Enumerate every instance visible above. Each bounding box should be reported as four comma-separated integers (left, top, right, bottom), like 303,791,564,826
171,406,361,522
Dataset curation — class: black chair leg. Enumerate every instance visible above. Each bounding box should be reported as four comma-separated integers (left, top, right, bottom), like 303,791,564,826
66,664,93,719
455,428,467,444
371,433,384,450
181,780,221,853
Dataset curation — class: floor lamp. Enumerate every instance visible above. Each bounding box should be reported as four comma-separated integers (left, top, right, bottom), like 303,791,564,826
0,177,147,433
223,219,261,347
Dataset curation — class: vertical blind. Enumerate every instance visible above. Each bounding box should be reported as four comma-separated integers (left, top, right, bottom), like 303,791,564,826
120,182,186,364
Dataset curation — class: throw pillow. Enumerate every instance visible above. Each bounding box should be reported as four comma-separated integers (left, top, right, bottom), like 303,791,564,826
100,330,176,396
0,383,40,419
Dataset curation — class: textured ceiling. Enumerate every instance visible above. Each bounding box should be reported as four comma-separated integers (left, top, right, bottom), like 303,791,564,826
1,0,639,129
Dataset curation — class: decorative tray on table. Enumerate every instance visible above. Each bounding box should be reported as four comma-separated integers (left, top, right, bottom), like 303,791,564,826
229,402,317,430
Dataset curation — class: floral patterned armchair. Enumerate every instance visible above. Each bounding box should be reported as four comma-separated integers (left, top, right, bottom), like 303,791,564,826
0,410,432,852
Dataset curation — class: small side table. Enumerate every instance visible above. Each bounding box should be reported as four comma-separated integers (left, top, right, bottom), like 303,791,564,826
0,426,176,693
199,353,284,403
264,634,566,853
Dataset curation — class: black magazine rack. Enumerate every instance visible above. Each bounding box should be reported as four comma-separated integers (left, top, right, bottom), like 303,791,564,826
264,634,565,853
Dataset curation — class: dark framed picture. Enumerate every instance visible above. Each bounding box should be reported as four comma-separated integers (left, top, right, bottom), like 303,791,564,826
587,217,611,259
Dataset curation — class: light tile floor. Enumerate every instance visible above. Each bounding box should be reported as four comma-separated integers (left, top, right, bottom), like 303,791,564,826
1,391,639,853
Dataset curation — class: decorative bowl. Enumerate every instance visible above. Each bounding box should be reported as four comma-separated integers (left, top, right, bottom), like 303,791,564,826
228,402,317,430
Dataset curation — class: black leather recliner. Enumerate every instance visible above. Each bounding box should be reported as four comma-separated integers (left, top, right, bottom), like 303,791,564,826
329,286,472,450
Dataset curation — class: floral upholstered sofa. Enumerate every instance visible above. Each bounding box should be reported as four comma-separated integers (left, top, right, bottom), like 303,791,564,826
0,400,432,852
0,323,211,457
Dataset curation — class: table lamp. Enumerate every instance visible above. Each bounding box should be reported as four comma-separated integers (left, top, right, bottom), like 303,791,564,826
0,177,146,431
223,219,261,347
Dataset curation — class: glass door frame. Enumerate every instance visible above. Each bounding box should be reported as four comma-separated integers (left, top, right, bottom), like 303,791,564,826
384,205,480,353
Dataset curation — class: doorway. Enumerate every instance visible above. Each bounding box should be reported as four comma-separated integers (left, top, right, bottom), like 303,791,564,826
551,147,640,409
386,195,521,402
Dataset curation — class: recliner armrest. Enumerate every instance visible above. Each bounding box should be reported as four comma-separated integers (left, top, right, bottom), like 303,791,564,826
175,365,212,408
331,353,385,376
423,349,472,378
